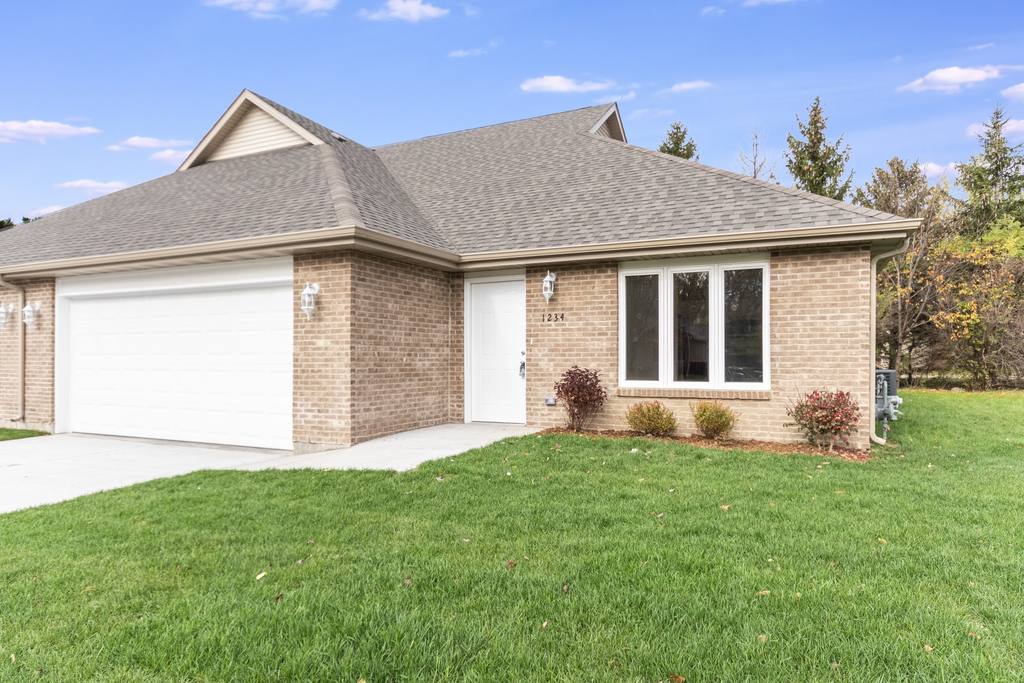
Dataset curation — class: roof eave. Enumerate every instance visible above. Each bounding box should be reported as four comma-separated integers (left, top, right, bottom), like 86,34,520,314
455,218,922,270
0,218,920,279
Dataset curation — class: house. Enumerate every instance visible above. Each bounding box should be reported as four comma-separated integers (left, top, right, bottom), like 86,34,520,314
0,90,918,452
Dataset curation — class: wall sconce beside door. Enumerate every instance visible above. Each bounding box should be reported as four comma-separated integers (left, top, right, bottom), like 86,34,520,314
542,271,556,304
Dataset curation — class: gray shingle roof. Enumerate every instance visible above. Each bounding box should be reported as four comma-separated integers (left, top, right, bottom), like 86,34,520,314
375,105,900,253
0,144,337,269
0,96,902,271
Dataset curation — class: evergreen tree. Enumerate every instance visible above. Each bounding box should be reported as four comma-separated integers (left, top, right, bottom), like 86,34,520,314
658,122,699,161
955,104,1024,240
785,96,853,201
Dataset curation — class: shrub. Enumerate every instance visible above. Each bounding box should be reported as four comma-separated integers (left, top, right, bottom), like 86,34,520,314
625,401,678,436
689,400,739,439
785,389,861,451
554,366,608,432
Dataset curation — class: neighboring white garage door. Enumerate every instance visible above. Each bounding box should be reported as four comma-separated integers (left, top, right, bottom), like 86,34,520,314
56,258,293,450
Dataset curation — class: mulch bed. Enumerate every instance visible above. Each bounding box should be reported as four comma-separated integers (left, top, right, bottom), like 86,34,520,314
537,427,875,462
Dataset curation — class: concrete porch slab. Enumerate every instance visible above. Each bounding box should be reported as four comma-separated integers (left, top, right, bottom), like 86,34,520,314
0,423,537,515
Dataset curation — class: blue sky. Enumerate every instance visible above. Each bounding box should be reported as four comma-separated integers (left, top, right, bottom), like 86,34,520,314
3,0,1022,220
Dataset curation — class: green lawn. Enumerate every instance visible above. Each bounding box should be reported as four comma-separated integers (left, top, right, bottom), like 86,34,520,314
1,391,1022,682
0,428,48,442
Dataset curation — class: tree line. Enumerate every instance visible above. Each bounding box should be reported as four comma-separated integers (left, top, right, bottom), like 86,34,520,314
659,100,1024,389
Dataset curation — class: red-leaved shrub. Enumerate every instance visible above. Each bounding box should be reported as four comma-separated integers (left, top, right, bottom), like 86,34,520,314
785,389,861,451
554,366,608,432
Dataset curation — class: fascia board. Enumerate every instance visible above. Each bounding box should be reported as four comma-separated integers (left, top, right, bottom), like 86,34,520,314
0,218,920,279
177,89,324,172
455,218,921,268
0,226,461,278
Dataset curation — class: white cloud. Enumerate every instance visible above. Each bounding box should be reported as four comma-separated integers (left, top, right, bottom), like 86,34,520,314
898,65,1009,93
149,149,193,164
27,205,63,218
701,6,724,15
360,0,448,21
626,109,676,120
520,76,615,93
661,80,713,94
1002,83,1024,102
920,162,956,180
449,40,499,58
594,91,636,104
0,120,100,144
968,118,1024,140
743,0,800,5
968,43,994,51
107,136,192,151
463,4,478,15
55,179,127,197
206,0,338,18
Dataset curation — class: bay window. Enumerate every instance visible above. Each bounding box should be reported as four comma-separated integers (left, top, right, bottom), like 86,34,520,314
619,255,770,390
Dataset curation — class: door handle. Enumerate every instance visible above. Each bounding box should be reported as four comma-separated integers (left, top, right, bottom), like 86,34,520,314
520,351,526,378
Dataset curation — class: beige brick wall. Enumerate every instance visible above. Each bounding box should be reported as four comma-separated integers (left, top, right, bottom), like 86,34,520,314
0,279,56,431
448,273,465,423
349,253,454,443
0,245,871,451
523,246,873,450
293,251,458,450
293,252,354,450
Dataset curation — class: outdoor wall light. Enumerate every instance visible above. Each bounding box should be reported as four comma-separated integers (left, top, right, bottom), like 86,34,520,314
0,303,13,329
300,283,320,320
542,271,557,304
23,302,40,327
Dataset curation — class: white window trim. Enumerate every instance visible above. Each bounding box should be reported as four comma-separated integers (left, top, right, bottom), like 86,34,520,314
618,254,770,391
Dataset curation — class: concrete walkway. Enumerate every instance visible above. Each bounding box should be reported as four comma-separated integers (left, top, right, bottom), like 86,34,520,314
0,423,537,515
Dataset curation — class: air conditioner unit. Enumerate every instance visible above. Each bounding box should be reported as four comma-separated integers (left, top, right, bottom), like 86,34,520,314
875,369,904,434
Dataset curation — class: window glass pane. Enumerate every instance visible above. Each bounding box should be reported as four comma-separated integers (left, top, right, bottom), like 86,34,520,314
625,274,659,381
724,268,763,383
673,271,710,382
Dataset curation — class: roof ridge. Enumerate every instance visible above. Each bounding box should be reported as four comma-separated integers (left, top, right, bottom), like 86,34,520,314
374,104,614,150
580,133,901,223
317,143,367,230
249,91,336,144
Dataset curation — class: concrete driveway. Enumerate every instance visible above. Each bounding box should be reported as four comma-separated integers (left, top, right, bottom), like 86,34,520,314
0,423,537,515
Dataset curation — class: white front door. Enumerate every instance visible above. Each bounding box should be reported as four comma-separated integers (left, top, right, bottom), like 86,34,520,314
468,279,526,423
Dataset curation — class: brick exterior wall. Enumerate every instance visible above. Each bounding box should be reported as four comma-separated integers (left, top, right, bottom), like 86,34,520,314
293,251,458,451
293,252,355,451
448,273,465,423
0,279,56,431
0,245,872,452
523,246,873,450
350,254,454,443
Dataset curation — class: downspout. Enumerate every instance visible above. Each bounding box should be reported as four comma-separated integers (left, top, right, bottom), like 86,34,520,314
869,240,909,446
0,275,26,422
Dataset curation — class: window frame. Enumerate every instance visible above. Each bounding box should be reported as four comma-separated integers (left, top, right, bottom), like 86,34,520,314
618,254,771,391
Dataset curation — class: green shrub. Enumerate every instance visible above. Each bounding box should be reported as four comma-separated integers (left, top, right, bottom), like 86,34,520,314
784,389,861,451
689,400,739,439
624,401,678,436
554,365,608,432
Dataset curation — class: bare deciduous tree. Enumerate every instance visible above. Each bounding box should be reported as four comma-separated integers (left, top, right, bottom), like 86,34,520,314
735,125,778,181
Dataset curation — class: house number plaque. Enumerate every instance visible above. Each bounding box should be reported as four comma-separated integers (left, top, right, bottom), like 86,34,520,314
540,313,565,322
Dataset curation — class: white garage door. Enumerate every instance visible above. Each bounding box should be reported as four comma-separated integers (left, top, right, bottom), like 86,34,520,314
57,259,293,450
